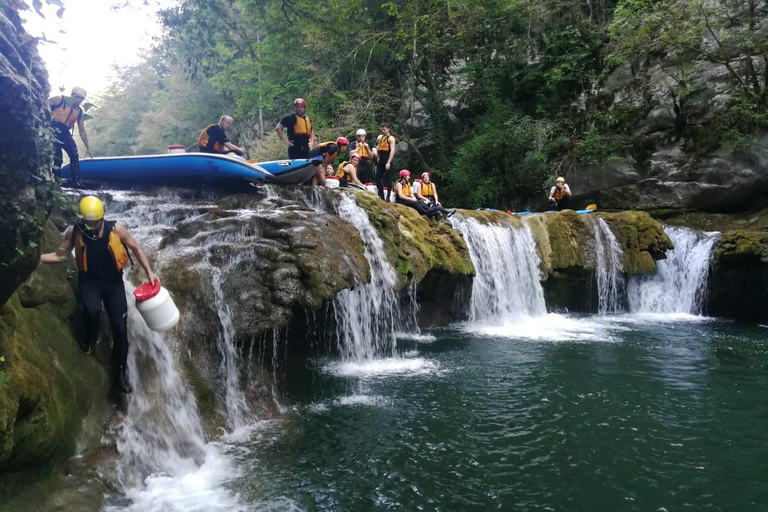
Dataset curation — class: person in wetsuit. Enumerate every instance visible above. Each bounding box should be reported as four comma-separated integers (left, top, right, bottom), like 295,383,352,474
275,98,315,159
40,196,159,394
394,170,440,218
375,123,396,202
308,137,349,186
197,116,245,155
49,86,93,187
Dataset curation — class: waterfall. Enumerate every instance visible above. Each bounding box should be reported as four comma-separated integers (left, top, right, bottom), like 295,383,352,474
332,194,399,360
628,226,717,314
451,216,546,323
592,217,625,314
212,267,253,430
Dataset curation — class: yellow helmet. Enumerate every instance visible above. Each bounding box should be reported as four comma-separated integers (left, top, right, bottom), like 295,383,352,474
556,177,565,183
78,196,104,221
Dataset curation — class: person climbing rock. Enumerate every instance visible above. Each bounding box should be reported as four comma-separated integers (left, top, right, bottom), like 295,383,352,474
40,196,159,394
415,172,455,218
309,137,349,186
276,98,315,159
394,170,440,218
349,129,374,183
375,123,396,202
49,86,93,187
336,153,365,188
198,116,245,155
548,177,571,211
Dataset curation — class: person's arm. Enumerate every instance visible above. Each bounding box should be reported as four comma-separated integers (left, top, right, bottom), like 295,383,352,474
40,226,75,263
432,183,441,205
396,182,415,202
563,184,572,196
275,121,292,148
115,223,159,284
223,142,244,155
77,116,94,157
348,164,363,186
309,128,316,148
385,136,395,169
548,186,556,201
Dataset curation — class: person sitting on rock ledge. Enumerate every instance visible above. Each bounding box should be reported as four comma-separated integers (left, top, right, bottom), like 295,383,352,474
416,172,455,218
394,170,440,218
548,176,571,211
336,153,366,189
39,196,159,394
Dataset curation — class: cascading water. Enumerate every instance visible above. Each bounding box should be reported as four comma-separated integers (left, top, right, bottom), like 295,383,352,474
451,216,546,323
592,217,625,314
628,226,718,314
333,194,399,360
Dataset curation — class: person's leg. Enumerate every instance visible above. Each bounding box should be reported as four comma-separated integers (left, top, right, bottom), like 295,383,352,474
51,124,67,179
375,160,386,201
59,129,80,186
102,278,131,393
78,275,103,353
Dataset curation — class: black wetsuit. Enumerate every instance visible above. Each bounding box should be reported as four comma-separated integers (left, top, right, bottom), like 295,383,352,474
280,114,312,159
52,121,80,185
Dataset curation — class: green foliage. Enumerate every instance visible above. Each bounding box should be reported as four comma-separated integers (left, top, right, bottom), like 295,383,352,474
0,356,7,389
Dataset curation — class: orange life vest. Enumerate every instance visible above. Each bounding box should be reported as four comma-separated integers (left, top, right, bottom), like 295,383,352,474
74,221,129,274
553,186,568,201
420,182,434,197
51,97,82,129
197,124,227,153
318,141,341,161
377,135,393,152
292,115,312,136
354,142,371,159
335,161,349,179
400,181,412,198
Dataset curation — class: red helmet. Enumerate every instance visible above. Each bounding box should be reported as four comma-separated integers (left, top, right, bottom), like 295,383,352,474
294,98,306,107
421,172,430,179
399,169,411,178
349,152,361,161
336,137,349,146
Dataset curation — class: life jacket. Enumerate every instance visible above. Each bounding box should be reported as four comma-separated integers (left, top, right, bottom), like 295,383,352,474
396,181,412,202
292,115,312,136
420,182,434,198
553,186,568,201
377,135,392,152
51,97,82,129
353,142,371,159
318,141,340,161
74,220,130,274
197,124,226,153
335,161,349,179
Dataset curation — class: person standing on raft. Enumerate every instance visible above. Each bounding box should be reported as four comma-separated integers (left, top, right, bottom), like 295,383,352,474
198,116,245,156
275,98,315,159
394,170,440,218
49,86,93,187
375,123,396,202
40,196,159,394
548,177,572,211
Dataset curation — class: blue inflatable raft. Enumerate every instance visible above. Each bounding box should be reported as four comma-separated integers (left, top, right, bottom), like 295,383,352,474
60,153,321,187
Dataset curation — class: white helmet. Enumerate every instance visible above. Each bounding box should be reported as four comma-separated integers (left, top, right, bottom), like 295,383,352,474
356,129,366,136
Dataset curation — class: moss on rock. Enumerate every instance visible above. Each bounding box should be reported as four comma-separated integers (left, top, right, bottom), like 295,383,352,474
599,211,672,275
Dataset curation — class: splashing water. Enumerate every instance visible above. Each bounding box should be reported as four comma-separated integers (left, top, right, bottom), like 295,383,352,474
592,217,625,314
333,194,399,360
628,226,718,315
451,216,546,323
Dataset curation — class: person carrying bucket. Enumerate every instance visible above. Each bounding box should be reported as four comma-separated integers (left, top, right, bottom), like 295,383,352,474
40,196,159,394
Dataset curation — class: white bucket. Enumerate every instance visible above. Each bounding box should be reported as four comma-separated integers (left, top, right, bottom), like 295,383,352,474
325,176,340,189
135,286,180,332
167,145,186,154
365,182,378,193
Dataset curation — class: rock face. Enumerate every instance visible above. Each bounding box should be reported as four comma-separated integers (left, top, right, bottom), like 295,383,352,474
0,3,54,308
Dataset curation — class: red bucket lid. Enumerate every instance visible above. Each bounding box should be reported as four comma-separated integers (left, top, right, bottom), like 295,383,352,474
167,145,185,150
134,281,161,302
364,182,376,186
326,176,340,180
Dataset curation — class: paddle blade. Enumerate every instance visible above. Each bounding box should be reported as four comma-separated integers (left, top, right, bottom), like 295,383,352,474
585,203,597,211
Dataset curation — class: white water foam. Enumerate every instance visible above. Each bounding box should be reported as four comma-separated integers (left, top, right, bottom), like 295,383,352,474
628,226,717,315
592,217,625,314
324,357,440,378
464,313,627,342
